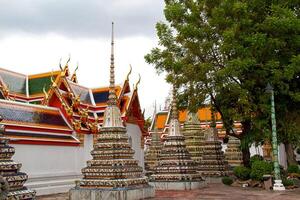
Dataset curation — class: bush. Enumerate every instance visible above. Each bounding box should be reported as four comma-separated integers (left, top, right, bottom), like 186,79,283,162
282,179,295,187
222,177,233,185
287,164,300,174
250,155,263,167
233,166,251,180
250,160,273,181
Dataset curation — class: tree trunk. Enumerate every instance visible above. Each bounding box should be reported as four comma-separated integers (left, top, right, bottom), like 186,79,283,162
284,142,297,166
240,120,251,167
242,148,251,167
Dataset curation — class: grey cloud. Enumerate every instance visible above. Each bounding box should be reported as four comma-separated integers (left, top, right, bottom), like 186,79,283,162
0,0,164,38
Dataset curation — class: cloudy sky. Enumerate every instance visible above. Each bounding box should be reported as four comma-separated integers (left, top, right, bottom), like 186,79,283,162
0,0,170,117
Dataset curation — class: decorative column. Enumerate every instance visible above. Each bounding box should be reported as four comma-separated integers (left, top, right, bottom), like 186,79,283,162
266,83,285,191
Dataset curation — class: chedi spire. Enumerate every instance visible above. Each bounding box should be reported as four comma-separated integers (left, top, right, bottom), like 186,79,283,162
69,22,154,200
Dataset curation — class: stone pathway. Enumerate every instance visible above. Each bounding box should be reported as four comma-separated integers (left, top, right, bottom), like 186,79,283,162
37,184,300,200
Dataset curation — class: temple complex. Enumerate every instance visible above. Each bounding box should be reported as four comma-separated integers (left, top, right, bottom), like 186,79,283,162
225,136,243,168
69,23,154,200
0,37,146,196
0,121,36,199
182,111,206,163
150,85,204,190
144,106,163,176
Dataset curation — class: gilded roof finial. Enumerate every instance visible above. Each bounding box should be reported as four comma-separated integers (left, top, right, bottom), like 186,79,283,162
126,64,132,81
59,58,63,71
134,74,141,90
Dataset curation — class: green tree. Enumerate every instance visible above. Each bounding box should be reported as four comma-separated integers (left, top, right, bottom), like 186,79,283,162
145,0,300,166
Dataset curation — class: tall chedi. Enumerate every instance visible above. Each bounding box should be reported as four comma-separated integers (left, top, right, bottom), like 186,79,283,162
225,136,243,168
69,23,154,200
182,111,205,163
144,105,163,176
0,119,36,199
198,105,228,182
150,84,205,190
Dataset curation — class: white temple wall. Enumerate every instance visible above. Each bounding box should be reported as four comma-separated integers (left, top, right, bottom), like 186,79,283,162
12,143,84,195
126,123,145,170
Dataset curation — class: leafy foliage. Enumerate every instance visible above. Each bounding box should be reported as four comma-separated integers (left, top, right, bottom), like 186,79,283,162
287,164,300,174
250,161,273,181
222,176,234,185
250,155,264,167
145,0,300,164
282,179,295,187
233,166,251,180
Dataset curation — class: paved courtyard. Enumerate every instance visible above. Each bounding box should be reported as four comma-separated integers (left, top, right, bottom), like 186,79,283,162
37,183,300,200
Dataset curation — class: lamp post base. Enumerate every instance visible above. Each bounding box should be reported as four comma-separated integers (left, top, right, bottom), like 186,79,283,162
273,180,285,191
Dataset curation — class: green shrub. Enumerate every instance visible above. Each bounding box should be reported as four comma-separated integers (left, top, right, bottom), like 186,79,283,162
287,164,300,174
222,177,233,185
233,166,251,180
282,179,295,187
250,155,263,167
250,160,273,181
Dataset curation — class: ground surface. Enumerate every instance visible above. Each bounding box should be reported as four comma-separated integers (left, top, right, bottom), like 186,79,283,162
37,184,300,200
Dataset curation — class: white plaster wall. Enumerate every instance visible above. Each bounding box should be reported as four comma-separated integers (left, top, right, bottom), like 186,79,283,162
82,134,93,168
126,123,144,170
12,144,83,179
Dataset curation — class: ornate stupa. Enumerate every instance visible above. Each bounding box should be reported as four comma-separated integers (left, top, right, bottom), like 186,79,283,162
69,23,154,200
150,85,204,190
144,106,163,176
182,111,205,163
198,126,228,182
0,121,36,199
225,136,243,168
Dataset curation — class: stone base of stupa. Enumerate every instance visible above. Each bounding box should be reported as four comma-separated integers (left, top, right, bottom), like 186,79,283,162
69,185,155,200
203,176,223,184
150,181,206,190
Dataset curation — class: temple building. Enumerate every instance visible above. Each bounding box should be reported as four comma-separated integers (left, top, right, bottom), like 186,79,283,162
150,85,204,190
0,47,147,196
0,122,36,199
69,22,154,200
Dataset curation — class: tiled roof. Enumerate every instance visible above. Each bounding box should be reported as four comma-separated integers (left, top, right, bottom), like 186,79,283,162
68,81,92,105
93,90,109,104
0,100,70,130
28,72,59,95
0,68,26,94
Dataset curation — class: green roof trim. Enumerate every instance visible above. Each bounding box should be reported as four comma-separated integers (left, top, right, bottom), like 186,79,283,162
29,75,56,95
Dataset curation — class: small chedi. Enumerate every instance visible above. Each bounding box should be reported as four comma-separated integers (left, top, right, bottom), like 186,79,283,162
0,121,36,199
150,85,204,190
225,136,243,168
182,111,205,163
144,118,163,176
198,127,228,180
69,23,154,200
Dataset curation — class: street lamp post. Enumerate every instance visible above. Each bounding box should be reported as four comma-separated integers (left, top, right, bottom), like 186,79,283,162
266,83,285,191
